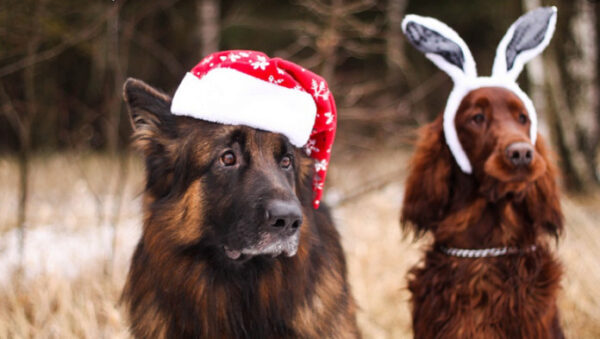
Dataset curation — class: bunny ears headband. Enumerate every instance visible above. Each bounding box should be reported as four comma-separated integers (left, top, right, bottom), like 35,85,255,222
402,7,557,173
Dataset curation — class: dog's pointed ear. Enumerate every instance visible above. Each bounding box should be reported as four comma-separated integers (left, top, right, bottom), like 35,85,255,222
401,116,453,237
123,78,176,152
492,7,557,80
402,14,477,82
123,78,180,197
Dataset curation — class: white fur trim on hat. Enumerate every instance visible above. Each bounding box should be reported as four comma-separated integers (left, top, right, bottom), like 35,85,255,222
170,68,317,147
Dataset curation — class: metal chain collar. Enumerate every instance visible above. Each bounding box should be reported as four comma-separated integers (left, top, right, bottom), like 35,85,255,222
439,244,537,258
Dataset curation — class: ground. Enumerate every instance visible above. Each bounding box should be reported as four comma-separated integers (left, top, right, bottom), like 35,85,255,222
0,149,599,338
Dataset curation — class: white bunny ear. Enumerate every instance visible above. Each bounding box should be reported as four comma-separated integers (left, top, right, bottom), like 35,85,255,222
402,14,477,83
492,7,557,80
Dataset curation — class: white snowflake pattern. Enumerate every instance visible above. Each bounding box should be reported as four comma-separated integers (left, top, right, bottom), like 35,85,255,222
239,52,250,57
201,56,213,64
293,85,304,91
276,67,285,75
268,75,284,84
314,159,328,172
323,112,333,125
228,53,241,62
250,56,269,70
304,139,320,156
313,182,324,191
311,79,329,101
219,56,227,61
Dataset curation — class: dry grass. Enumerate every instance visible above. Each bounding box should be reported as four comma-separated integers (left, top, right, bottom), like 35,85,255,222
0,150,599,338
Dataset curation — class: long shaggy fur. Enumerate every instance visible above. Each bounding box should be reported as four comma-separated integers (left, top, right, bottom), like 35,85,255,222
121,78,360,338
401,88,564,338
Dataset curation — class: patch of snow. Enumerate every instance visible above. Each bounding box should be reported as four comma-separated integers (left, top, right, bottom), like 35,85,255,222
0,219,141,285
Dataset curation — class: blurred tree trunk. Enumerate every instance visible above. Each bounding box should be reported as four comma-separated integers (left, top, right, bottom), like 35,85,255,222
197,0,220,56
105,4,123,153
386,0,410,80
16,0,48,267
0,83,31,269
107,2,130,275
0,0,49,269
534,0,599,190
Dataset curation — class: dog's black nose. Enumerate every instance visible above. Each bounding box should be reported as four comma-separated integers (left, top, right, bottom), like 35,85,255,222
506,142,534,167
265,200,303,234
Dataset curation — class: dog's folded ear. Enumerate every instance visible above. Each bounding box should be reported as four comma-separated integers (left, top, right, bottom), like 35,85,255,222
401,117,453,237
525,137,564,240
123,78,176,152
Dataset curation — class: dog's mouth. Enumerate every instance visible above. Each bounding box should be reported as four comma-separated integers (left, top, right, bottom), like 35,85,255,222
477,148,547,202
223,232,300,261
223,245,244,260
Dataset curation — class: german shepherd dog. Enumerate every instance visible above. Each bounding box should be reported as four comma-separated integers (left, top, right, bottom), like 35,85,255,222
121,78,360,338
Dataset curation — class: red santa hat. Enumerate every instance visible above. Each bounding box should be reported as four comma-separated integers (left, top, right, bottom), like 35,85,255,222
170,50,336,209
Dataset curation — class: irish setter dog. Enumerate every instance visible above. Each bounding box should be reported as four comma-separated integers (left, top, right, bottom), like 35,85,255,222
401,87,564,338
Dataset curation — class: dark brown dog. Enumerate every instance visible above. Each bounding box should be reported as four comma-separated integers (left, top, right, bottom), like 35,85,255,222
401,87,564,338
121,78,360,338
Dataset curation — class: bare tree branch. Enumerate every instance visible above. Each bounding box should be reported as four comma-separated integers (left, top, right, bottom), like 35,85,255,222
130,30,185,76
0,6,116,78
0,82,25,139
329,168,403,207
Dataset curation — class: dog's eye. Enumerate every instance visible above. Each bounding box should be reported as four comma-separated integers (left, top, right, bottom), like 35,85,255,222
472,113,485,124
518,113,528,124
280,155,292,169
220,151,236,166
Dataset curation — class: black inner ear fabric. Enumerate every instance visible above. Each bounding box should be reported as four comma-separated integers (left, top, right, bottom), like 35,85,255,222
405,22,465,71
505,7,554,71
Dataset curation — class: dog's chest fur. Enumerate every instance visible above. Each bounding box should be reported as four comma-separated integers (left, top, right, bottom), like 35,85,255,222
408,248,563,339
123,211,360,339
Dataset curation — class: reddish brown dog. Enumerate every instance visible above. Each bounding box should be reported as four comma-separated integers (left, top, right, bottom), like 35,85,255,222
121,79,360,338
402,87,564,338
